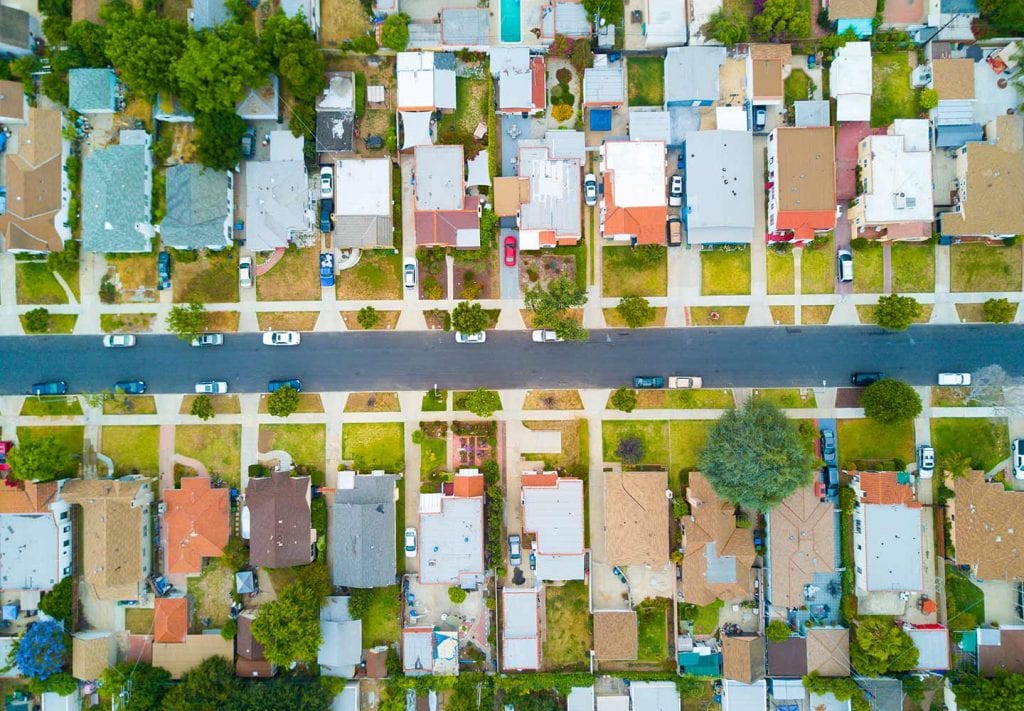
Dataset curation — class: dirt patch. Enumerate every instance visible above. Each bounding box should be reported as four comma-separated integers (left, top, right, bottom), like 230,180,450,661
180,395,241,415
319,0,370,47
453,259,496,299
521,309,582,329
100,313,156,333
344,392,401,412
524,390,584,410
205,311,240,332
519,253,577,292
257,247,322,301
341,310,400,330
835,388,864,408
105,256,157,301
417,249,449,299
424,309,450,330
257,311,319,331
188,562,234,630
166,122,197,164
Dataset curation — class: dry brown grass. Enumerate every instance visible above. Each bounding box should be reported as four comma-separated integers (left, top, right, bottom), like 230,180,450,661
187,560,234,629
523,390,584,410
522,420,588,469
770,306,795,324
318,0,370,47
172,255,239,304
344,392,401,412
109,257,157,295
167,123,196,163
117,96,153,133
100,313,156,333
603,307,667,328
955,303,986,323
857,304,933,325
520,309,583,329
179,395,240,415
256,247,322,301
257,311,319,331
205,311,240,332
801,305,834,325
103,396,157,415
341,310,400,330
258,393,323,414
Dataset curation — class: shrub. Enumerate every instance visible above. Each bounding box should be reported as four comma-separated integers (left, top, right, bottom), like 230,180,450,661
23,307,51,333
555,67,572,83
610,387,637,413
552,104,573,122
448,587,468,604
766,619,793,642
615,436,644,464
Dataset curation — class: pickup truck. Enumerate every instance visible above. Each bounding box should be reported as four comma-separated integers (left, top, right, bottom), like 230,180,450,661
668,375,702,389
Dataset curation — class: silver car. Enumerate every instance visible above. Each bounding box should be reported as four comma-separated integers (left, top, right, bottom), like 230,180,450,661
195,381,228,394
239,256,253,288
455,331,486,344
404,259,417,289
532,329,562,343
191,333,224,347
102,334,136,348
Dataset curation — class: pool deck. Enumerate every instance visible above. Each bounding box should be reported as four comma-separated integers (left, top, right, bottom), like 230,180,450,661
490,0,550,45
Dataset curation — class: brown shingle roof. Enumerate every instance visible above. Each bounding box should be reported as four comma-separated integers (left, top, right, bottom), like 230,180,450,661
932,59,975,101
593,611,638,660
0,108,64,252
752,59,783,101
0,479,59,514
154,597,188,643
493,176,529,217
775,127,837,213
163,477,229,575
979,628,1024,676
236,610,266,661
768,636,808,677
0,80,25,121
245,471,313,568
722,634,765,683
827,0,875,18
152,634,234,679
72,633,115,681
854,471,919,506
806,627,851,677
768,484,835,608
604,470,669,566
750,44,793,63
950,470,1024,580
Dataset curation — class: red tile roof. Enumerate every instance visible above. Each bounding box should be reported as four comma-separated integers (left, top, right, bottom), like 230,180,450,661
521,473,560,489
453,473,485,498
531,57,546,112
163,477,230,575
154,598,188,643
0,479,58,514
855,471,920,507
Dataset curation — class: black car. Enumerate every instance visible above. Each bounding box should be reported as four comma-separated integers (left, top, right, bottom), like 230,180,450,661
823,466,839,499
268,379,302,393
365,135,384,149
31,380,68,396
319,198,334,233
819,428,837,465
851,372,884,386
157,251,171,291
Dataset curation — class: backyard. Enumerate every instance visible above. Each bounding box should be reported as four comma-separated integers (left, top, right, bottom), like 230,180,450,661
784,69,812,105
337,250,402,300
680,599,723,635
351,586,401,647
799,237,835,294
945,564,985,631
837,419,915,469
701,249,751,296
175,425,242,487
627,57,664,107
437,76,489,155
543,581,592,670
343,422,404,472
259,424,326,483
602,246,668,297
871,53,919,128
100,426,160,477
950,243,1022,292
931,418,1008,472
636,599,670,662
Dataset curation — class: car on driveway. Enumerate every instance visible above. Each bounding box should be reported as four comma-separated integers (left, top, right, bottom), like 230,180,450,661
837,249,854,282
851,372,883,387
583,173,598,206
31,381,67,396
403,259,417,289
263,331,301,346
917,445,935,479
822,465,839,498
319,252,335,287
114,380,146,395
319,198,334,233
157,251,171,290
819,428,837,465
1013,439,1024,480
532,329,562,343
268,379,302,393
404,528,417,557
238,256,253,288
633,375,665,389
103,334,136,348
504,235,517,267
668,174,683,207
195,380,228,394
319,165,333,199
455,331,486,344
191,333,224,347
753,106,767,132
508,535,522,567
667,216,682,246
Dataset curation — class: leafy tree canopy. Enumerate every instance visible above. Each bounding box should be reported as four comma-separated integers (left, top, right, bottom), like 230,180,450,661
98,662,172,710
860,378,922,424
610,387,637,413
267,386,301,417
7,437,73,482
162,656,238,710
464,388,501,417
38,577,72,622
850,617,918,676
766,619,793,642
978,0,1024,36
102,3,188,95
278,38,325,102
190,394,215,421
875,294,922,331
250,564,330,666
380,13,411,52
166,301,208,341
193,110,246,171
702,7,750,45
451,301,490,335
752,0,810,40
175,24,270,114
953,671,1024,710
13,621,66,680
260,11,315,63
616,295,655,328
984,297,1017,324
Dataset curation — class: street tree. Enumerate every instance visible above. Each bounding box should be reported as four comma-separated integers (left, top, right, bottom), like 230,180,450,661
99,663,171,711
451,301,489,334
251,564,330,666
984,297,1017,324
875,294,922,331
752,0,811,40
7,437,73,482
166,301,208,341
861,379,922,424
850,617,918,676
13,621,66,681
553,318,589,341
194,110,246,171
190,394,215,421
357,306,379,329
23,308,50,333
702,7,750,45
616,295,655,328
615,436,644,464
380,13,411,51
699,399,815,509
609,387,638,413
266,386,300,417
464,388,501,417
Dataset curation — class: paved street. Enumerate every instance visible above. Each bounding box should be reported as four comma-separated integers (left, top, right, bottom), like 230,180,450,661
2,324,1023,394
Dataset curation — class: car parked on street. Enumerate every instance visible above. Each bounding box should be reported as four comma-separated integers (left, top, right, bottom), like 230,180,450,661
191,333,224,347
403,259,417,289
319,165,333,199
917,445,935,479
195,381,228,394
508,535,522,567
504,235,517,267
157,251,172,291
319,252,335,287
103,334,136,348
532,329,562,343
1013,439,1024,480
938,372,972,386
455,331,486,344
404,528,417,557
238,256,253,288
583,173,598,206
819,428,837,465
633,375,665,389
268,379,302,393
114,380,147,395
31,381,67,396
668,174,683,207
263,331,301,346
851,372,883,387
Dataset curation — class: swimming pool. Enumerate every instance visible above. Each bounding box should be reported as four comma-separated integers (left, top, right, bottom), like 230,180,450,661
500,0,522,42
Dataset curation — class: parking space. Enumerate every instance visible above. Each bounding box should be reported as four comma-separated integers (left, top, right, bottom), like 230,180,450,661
499,229,521,299
591,562,631,610
977,580,1021,626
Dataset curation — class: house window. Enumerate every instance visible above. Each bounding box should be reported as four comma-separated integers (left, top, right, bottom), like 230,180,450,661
62,526,70,534
63,538,70,547
854,519,862,534
63,567,70,576
961,146,968,154
856,566,862,574
59,511,69,520
856,544,862,550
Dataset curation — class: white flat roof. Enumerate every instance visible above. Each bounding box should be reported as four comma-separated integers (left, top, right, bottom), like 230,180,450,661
502,588,540,670
831,42,872,122
837,94,872,122
629,681,681,711
864,504,924,591
683,130,755,244
644,0,686,47
490,47,533,110
418,496,483,586
414,145,465,211
603,141,666,207
335,159,390,216
860,132,933,223
397,51,436,110
567,687,595,711
723,680,767,711
0,513,60,590
523,477,584,556
908,627,951,670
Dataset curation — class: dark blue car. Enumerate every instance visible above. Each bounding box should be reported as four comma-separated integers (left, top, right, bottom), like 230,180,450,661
319,252,335,287
157,251,171,290
114,380,147,395
268,379,302,393
633,375,665,389
31,380,68,396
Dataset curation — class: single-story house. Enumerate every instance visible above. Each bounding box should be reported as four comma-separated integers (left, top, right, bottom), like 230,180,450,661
244,471,315,568
806,627,850,677
244,130,310,251
722,634,765,684
69,68,118,114
664,46,726,107
163,476,229,576
767,126,837,241
0,80,27,124
319,596,362,678
850,471,924,594
599,141,668,245
160,165,233,250
332,159,393,249
747,44,791,106
72,632,117,682
418,469,485,588
330,471,398,589
830,42,872,122
767,636,808,678
521,473,585,579
767,483,835,609
907,624,950,671
0,5,39,57
603,469,669,566
931,58,976,129
152,634,234,679
154,597,188,644
490,48,545,114
81,131,154,253
583,63,625,107
976,627,1024,676
440,8,489,49
236,77,279,121
413,144,480,248
505,136,584,249
642,0,685,47
316,72,355,153
682,130,755,246
0,108,66,252
949,470,1024,580
593,611,638,661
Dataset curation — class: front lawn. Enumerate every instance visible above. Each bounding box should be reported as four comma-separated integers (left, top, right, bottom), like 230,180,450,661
175,425,241,487
523,420,589,471
101,426,160,477
351,586,401,647
891,242,935,293
259,424,326,482
837,419,915,469
173,252,239,303
637,600,669,662
20,313,76,334
669,420,714,472
627,56,664,106
752,388,817,408
337,250,401,300
16,262,68,304
422,389,448,412
871,53,919,128
689,306,748,325
256,246,321,301
951,243,1022,293
343,422,404,472
946,564,985,630
20,397,82,416
543,581,592,670
420,436,446,477
17,426,84,476
852,241,884,293
931,418,1008,472
701,249,751,296
602,246,668,297
256,312,319,331
784,69,812,105
767,249,795,295
603,421,670,468
800,237,835,294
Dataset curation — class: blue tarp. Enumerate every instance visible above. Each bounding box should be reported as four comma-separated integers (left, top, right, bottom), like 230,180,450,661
590,108,612,131
837,18,874,36
935,123,983,148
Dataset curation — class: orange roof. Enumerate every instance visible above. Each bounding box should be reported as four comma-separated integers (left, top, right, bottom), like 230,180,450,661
163,477,230,575
775,210,837,239
531,57,546,112
0,479,59,514
521,473,560,489
154,598,188,643
854,471,920,507
604,205,667,244
453,473,485,498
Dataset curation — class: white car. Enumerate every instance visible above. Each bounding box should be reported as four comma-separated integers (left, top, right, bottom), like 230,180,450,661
532,329,562,343
320,165,333,199
195,380,228,394
668,174,683,207
583,173,598,206
239,256,253,288
263,330,301,346
455,331,486,344
937,372,972,386
403,259,417,289
191,333,224,347
102,334,136,348
404,528,417,557
917,445,935,479
1013,439,1024,480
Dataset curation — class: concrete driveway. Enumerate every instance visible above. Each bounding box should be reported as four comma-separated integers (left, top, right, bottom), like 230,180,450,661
500,230,521,299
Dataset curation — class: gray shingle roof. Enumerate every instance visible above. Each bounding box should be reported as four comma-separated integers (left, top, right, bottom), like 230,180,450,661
69,69,117,114
330,475,397,588
82,142,152,253
441,8,489,47
0,6,30,52
160,164,231,250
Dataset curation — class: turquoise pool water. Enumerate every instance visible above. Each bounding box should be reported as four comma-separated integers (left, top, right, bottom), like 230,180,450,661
500,0,522,42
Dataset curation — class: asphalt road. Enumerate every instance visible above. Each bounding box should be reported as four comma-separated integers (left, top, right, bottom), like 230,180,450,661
1,325,1022,395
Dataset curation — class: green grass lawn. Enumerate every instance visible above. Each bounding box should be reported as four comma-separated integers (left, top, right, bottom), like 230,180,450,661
946,564,985,630
852,241,884,293
176,425,241,487
603,421,669,467
437,77,489,146
680,599,723,635
752,388,817,408
337,250,402,300
637,601,669,661
420,436,446,477
20,396,82,416
100,426,160,476
767,249,795,295
784,69,812,105
453,390,502,412
837,419,915,469
351,586,401,647
422,390,448,412
17,426,84,477
343,422,404,472
260,424,326,482
701,249,751,296
602,246,668,297
871,53,919,127
800,238,835,294
542,581,592,669
665,390,735,409
891,243,935,293
931,418,1008,472
15,262,69,304
20,313,76,334
627,56,664,106
950,243,1022,292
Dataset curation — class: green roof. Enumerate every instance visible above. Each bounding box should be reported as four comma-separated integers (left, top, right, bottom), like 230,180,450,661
160,164,231,249
82,142,152,253
69,69,117,113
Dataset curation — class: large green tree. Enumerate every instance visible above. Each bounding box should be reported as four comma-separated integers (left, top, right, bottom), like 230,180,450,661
701,7,750,45
850,617,918,676
193,110,246,171
166,301,208,341
174,24,270,114
953,672,1024,710
260,11,314,64
875,294,922,331
752,0,810,40
161,656,238,710
278,38,324,102
525,276,589,340
98,663,171,710
978,0,1024,35
616,295,655,328
102,3,188,95
380,13,411,51
266,386,300,417
860,378,922,424
464,388,501,417
609,387,637,413
250,565,330,666
7,437,74,482
698,399,815,509
451,301,490,334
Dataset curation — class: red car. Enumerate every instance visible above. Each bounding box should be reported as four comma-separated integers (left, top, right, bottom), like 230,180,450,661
504,236,517,267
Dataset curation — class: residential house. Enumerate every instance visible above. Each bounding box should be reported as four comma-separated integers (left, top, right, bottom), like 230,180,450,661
682,130,754,246
907,624,950,671
0,5,39,57
768,636,808,678
767,483,835,609
153,634,234,678
0,108,65,252
850,471,924,594
440,8,489,49
330,471,398,589
847,119,934,241
0,479,72,593
520,473,585,579
938,115,1024,240
397,52,455,149
721,680,767,711
766,126,837,241
244,471,315,568
949,470,1024,581
681,472,756,606
0,80,27,123
805,627,850,676
319,596,362,678
81,131,154,253
539,2,591,41
566,687,595,711
154,597,188,644
676,635,723,677
583,63,625,107
831,42,872,123
604,469,669,566
236,77,279,121
629,682,681,710
664,47,725,108
747,44,791,107
770,679,850,711
72,632,117,682
643,0,686,47
316,72,355,153
976,627,1024,676
160,165,233,250
280,0,318,35
827,0,875,36
332,159,393,249
61,477,153,601
490,48,545,115
244,130,310,251
931,58,980,148
189,0,229,29
599,141,668,245
236,610,275,677
412,144,480,248
501,587,542,671
593,611,638,661
163,476,229,576
418,469,485,588
721,634,766,684
402,625,460,675
68,68,118,114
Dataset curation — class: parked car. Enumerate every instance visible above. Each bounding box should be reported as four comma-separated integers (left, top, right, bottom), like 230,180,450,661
191,333,224,347
837,249,854,283
319,252,335,287
532,329,562,343
31,380,67,396
677,151,685,170
938,372,972,386
633,375,665,389
157,251,171,291
114,380,147,395
508,535,522,567
365,135,384,150
455,331,486,344
103,334,136,348
822,465,839,498
819,428,837,465
404,528,417,557
668,174,683,207
583,173,598,206
263,331,301,346
403,259,417,289
319,165,333,199
504,235,517,267
753,106,767,132
238,256,253,289
851,372,883,386
268,379,302,393
319,198,334,233
241,127,256,159
195,380,228,394
666,217,682,246
917,445,935,479
667,376,702,389
1013,439,1024,480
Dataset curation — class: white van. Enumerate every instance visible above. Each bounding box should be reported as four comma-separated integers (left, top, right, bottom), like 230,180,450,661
837,250,853,282
937,372,972,386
